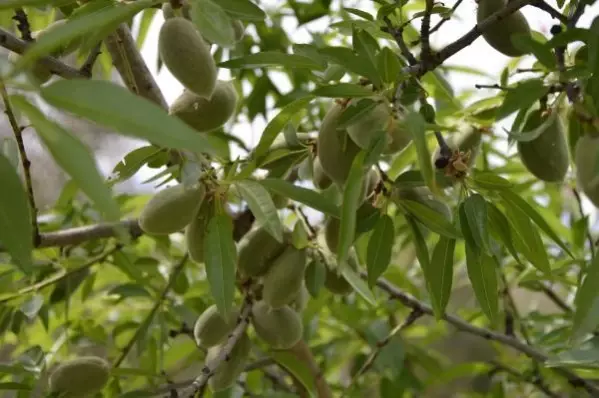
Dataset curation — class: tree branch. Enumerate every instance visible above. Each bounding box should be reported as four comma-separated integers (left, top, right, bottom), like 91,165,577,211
79,41,103,78
382,17,417,66
567,0,586,28
0,82,39,245
113,254,189,368
176,297,253,397
532,0,568,24
420,0,434,66
0,27,86,79
104,23,168,109
12,9,33,42
488,359,562,398
368,273,599,396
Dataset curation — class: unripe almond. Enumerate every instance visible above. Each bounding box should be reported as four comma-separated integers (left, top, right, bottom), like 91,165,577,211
324,216,340,253
139,183,205,235
207,333,251,392
232,20,245,42
313,156,332,190
237,226,288,277
49,356,110,397
317,103,361,185
517,109,569,182
477,0,531,57
324,267,353,295
193,304,239,348
9,52,52,84
251,301,303,350
170,80,238,132
575,133,599,207
159,18,217,98
262,246,307,308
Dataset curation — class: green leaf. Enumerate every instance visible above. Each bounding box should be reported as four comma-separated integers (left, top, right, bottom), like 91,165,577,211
344,7,374,21
400,200,461,239
40,80,219,155
337,98,378,129
495,79,548,120
318,46,377,81
236,180,283,243
254,96,314,159
0,153,32,274
13,0,158,69
270,351,316,397
312,83,373,98
343,255,376,306
203,213,237,318
511,33,556,70
460,194,491,254
258,178,340,218
573,254,599,342
470,171,513,190
218,0,266,21
12,96,120,223
405,217,439,310
337,151,366,264
305,259,326,297
0,0,72,9
505,105,559,142
429,236,456,318
499,190,573,259
219,52,326,70
353,28,382,88
403,111,437,195
366,215,395,287
464,243,499,325
377,47,401,85
190,0,235,48
486,203,521,264
502,199,551,275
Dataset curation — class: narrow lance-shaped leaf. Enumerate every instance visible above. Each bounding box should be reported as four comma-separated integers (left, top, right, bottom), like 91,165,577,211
366,215,395,287
573,253,599,342
253,96,314,159
11,96,121,224
464,242,499,325
403,111,437,195
190,0,235,48
429,236,456,318
218,0,266,21
258,178,340,218
499,189,573,259
236,180,283,242
0,153,33,274
461,194,491,254
219,53,325,70
486,202,521,264
337,151,366,265
399,199,461,239
40,80,219,156
203,212,237,318
343,253,376,306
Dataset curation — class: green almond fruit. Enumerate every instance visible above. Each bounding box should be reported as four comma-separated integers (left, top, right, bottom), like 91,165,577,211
324,267,353,295
347,98,412,155
139,183,206,235
193,304,239,348
317,103,361,185
159,17,217,98
232,20,245,42
238,226,288,278
207,333,251,392
170,80,238,132
517,109,569,182
477,0,531,57
574,45,588,66
262,245,307,308
49,356,110,397
575,133,599,207
9,52,52,84
251,301,303,350
324,216,340,253
290,284,310,312
313,156,332,190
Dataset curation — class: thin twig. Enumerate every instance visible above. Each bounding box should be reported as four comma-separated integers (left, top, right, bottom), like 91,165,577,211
368,273,599,396
79,42,103,78
429,0,464,36
488,360,562,398
346,309,423,392
12,9,33,42
382,17,417,66
532,0,568,24
0,28,85,79
177,297,253,397
567,0,586,28
0,245,122,303
538,282,573,313
113,254,189,368
420,0,435,66
0,82,39,245
104,23,168,109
